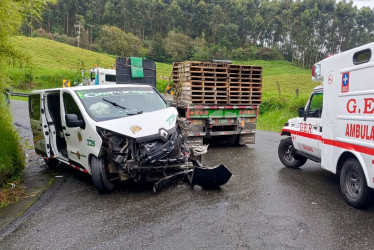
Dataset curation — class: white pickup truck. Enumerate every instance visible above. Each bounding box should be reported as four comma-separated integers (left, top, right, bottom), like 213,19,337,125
278,42,374,208
29,84,231,193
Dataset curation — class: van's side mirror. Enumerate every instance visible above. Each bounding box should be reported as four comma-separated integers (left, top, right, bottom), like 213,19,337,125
66,114,84,128
298,107,305,117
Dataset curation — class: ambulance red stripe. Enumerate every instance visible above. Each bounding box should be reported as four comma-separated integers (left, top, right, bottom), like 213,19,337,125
282,128,374,156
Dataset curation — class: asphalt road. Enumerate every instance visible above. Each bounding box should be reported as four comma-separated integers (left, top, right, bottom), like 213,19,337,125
2,100,374,249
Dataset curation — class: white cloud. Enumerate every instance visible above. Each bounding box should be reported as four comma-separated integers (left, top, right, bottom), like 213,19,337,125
344,0,374,8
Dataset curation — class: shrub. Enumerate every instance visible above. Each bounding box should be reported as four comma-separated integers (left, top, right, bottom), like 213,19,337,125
0,86,25,187
258,94,309,131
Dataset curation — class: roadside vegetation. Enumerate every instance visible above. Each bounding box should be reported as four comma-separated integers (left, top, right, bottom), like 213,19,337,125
0,0,55,191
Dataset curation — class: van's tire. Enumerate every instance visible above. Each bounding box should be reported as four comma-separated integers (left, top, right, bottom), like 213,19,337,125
340,158,372,209
44,158,60,169
91,156,114,193
278,137,307,169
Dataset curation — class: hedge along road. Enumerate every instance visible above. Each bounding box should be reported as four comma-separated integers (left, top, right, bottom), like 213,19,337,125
2,100,374,249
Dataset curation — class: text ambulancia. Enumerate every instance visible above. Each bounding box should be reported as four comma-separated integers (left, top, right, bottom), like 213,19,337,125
278,43,374,209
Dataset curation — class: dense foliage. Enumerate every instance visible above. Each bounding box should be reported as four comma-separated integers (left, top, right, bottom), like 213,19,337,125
25,0,374,67
0,0,54,187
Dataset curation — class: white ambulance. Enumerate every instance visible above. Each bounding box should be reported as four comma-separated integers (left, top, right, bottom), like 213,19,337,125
278,42,374,208
86,67,116,85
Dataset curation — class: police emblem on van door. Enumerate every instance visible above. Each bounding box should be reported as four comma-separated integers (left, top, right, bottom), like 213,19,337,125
159,128,168,142
130,125,142,134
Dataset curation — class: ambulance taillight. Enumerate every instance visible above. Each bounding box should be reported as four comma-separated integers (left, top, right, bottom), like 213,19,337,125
312,63,321,81
312,64,320,77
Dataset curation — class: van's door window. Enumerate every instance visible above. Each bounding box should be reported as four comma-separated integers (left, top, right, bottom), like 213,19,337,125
308,92,323,118
29,95,41,120
63,93,83,120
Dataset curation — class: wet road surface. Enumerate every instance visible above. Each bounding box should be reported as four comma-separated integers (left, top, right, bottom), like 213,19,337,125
2,101,374,249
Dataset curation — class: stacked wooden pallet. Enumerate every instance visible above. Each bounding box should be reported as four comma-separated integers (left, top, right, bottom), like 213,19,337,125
172,61,262,105
228,64,262,105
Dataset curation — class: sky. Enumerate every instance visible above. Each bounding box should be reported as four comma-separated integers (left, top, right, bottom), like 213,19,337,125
345,0,374,8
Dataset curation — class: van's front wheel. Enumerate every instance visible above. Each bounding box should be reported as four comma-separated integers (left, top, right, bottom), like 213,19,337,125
278,137,307,168
340,158,372,209
91,156,114,193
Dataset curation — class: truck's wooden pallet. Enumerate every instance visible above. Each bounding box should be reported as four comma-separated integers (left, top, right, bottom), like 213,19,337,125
182,86,228,92
173,61,263,105
174,61,229,67
229,64,263,70
173,71,228,77
228,100,262,105
174,81,228,88
182,92,228,98
180,99,229,105
229,74,262,78
173,76,229,83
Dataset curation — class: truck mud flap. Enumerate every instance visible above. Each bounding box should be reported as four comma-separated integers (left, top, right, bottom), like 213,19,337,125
189,160,232,188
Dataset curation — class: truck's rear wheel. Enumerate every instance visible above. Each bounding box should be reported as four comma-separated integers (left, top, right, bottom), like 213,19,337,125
278,137,307,168
340,158,372,209
91,156,114,193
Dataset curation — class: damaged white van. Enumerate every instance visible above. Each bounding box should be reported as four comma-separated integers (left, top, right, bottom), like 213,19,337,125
29,85,231,193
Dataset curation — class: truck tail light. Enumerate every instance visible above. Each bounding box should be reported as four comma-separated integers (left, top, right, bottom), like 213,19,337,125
312,65,316,77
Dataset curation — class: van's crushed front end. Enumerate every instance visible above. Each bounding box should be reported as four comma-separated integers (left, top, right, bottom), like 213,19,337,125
96,114,231,192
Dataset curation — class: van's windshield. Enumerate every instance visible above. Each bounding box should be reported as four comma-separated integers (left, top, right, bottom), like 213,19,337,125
75,86,167,121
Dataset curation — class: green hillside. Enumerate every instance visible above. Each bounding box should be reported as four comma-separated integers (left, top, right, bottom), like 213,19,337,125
7,36,319,131
8,36,172,90
11,36,115,72
234,60,318,97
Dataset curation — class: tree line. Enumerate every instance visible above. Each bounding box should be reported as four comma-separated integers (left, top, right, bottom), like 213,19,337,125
25,0,374,68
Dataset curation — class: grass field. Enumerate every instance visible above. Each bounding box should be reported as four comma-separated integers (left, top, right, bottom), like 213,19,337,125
7,36,320,131
8,36,173,90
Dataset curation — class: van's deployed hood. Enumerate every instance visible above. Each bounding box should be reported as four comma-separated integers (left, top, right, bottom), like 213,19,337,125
96,107,178,138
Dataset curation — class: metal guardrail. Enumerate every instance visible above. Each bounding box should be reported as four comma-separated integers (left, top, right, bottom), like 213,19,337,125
8,92,29,97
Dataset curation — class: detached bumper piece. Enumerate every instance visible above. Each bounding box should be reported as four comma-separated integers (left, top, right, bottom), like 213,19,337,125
152,160,232,192
189,160,232,188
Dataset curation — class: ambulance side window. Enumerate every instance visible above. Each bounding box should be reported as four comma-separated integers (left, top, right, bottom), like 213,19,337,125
105,74,116,82
29,95,41,120
63,93,83,121
307,92,323,118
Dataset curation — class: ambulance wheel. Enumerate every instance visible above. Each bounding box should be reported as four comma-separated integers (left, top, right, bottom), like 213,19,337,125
278,137,307,168
44,158,60,169
340,158,372,209
91,156,114,193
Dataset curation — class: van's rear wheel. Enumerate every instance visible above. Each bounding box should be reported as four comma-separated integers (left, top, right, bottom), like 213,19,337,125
340,158,372,209
44,158,60,169
278,137,307,168
91,156,114,193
